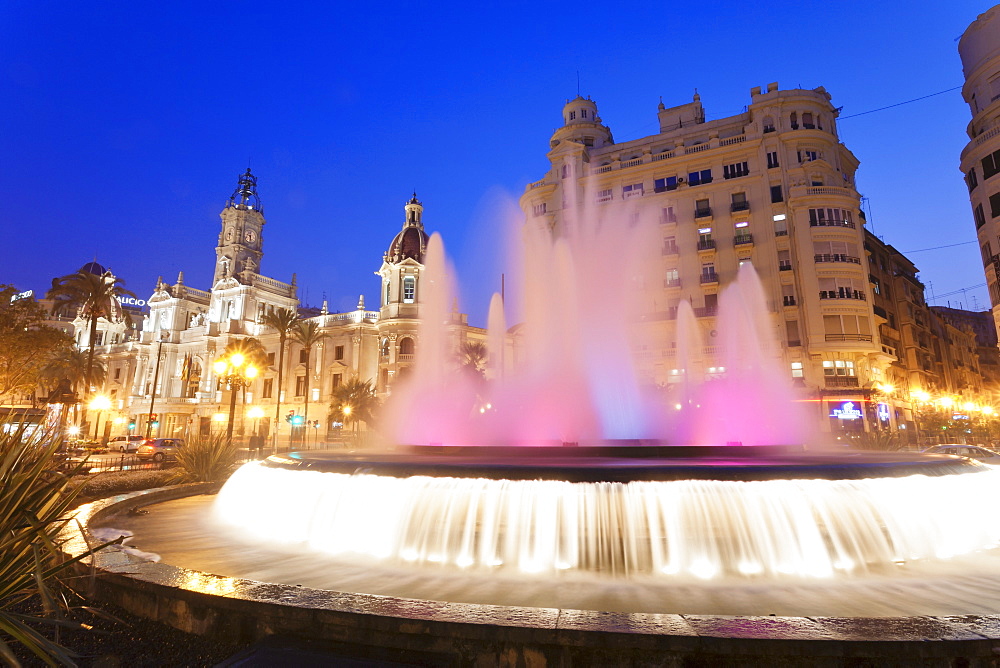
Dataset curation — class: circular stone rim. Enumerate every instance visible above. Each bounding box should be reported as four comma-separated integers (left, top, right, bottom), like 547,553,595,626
263,446,988,482
60,485,1000,658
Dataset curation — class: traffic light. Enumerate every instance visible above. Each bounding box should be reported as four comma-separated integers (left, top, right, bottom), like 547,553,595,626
285,411,295,424
291,414,304,427
149,413,158,422
128,419,136,430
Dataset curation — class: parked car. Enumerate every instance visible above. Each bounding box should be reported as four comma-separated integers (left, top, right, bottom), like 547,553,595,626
108,435,147,452
136,438,185,462
921,444,1000,464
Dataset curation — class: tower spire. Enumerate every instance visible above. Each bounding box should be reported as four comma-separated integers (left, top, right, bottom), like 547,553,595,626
227,168,262,212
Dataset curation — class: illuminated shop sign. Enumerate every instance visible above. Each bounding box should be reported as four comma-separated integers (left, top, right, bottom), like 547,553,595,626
117,296,147,308
10,290,32,302
876,403,890,422
830,401,863,420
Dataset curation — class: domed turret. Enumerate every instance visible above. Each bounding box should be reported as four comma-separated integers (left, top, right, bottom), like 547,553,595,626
79,261,108,276
550,96,613,149
384,193,429,263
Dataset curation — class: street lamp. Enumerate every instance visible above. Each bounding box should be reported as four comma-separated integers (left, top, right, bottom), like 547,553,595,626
88,395,111,443
213,353,258,441
146,332,169,438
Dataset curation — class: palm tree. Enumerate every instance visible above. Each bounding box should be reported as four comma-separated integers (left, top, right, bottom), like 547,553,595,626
458,340,489,381
330,377,379,436
40,348,106,398
46,269,134,394
291,320,329,427
261,308,299,448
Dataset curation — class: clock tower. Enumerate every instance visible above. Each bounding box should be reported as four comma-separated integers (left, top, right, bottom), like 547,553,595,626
214,168,265,285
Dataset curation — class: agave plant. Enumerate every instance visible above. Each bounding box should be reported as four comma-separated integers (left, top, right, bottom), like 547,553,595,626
0,422,120,666
168,433,242,484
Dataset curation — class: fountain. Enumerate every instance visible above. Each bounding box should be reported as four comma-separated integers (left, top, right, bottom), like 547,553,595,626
72,198,1000,662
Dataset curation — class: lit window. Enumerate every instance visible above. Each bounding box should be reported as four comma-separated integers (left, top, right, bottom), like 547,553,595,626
735,221,749,228
596,189,613,203
773,214,786,221
791,362,803,378
622,183,644,199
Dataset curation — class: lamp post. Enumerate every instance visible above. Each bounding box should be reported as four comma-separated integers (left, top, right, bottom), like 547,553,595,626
146,333,168,438
213,352,258,442
88,394,111,443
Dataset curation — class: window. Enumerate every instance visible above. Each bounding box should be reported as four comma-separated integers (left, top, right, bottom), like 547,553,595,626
782,284,796,306
981,149,1000,179
770,185,783,203
403,276,416,302
299,349,308,364
790,362,804,378
663,236,678,255
532,203,547,216
384,281,391,305
295,376,306,396
823,315,872,339
688,169,713,186
870,276,881,295
808,208,854,227
698,227,715,251
823,360,856,377
990,193,1000,218
569,111,576,121
766,151,779,169
976,203,987,229
774,217,788,237
723,161,749,179
399,337,415,355
802,112,814,129
581,109,587,118
701,263,717,282
790,112,798,129
596,189,613,203
798,150,818,163
665,268,680,287
763,117,775,133
786,320,801,346
582,136,594,147
730,192,749,212
622,183,644,199
813,240,860,262
695,199,711,218
661,206,677,223
982,241,993,266
114,367,121,380
654,176,678,192
332,373,342,391
967,168,979,192
267,352,275,365
262,378,273,399
778,250,792,270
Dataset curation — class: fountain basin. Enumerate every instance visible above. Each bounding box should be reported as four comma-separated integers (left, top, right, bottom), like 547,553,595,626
65,486,1000,665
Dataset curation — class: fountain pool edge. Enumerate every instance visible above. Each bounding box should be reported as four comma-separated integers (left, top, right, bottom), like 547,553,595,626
62,486,1000,665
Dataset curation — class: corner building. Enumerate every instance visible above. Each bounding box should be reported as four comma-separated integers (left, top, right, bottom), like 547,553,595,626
959,6,1000,338
520,85,894,435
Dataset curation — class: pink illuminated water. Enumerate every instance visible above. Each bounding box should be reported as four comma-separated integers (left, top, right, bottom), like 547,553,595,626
383,200,809,447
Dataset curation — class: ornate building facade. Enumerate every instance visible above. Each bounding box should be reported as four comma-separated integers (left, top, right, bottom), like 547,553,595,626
85,172,484,443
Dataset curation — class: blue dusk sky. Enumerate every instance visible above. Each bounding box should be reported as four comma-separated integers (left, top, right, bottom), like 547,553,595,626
0,1,992,325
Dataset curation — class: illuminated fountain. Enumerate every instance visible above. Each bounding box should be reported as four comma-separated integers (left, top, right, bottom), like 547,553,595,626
103,200,1000,620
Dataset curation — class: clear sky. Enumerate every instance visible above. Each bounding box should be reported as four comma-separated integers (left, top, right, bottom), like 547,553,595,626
0,1,992,325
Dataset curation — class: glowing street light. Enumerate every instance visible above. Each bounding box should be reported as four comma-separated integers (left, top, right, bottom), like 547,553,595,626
214,354,259,441
88,394,112,442
912,390,931,403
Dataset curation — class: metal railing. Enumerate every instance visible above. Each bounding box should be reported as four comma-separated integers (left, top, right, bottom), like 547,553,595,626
814,253,861,264
697,239,716,250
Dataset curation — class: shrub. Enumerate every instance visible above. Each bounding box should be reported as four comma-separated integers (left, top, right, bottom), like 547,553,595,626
168,434,241,484
0,423,119,666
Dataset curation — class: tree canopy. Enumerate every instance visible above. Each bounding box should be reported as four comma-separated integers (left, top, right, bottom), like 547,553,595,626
0,286,73,403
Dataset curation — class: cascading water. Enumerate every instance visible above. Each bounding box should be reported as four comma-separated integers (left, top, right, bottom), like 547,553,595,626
115,193,1000,615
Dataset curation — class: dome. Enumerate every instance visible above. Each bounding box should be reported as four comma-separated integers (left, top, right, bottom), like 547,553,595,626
79,261,108,276
386,225,428,263
562,96,599,125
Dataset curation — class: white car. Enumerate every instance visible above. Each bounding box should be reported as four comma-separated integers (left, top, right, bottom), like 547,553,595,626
108,435,147,453
922,444,1000,464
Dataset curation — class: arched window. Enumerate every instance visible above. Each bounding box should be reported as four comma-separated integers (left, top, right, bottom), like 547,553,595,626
790,112,798,129
403,276,416,303
380,338,389,358
762,115,775,133
802,112,814,129
384,281,391,305
399,337,415,356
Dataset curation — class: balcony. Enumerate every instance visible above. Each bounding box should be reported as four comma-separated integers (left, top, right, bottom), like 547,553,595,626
662,243,679,256
782,296,796,307
810,219,856,229
693,306,718,317
824,376,860,388
697,239,716,251
814,253,861,264
700,272,720,285
733,233,753,246
824,334,873,342
663,278,681,288
778,261,793,271
694,207,713,219
730,202,750,213
819,289,867,301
